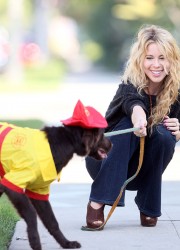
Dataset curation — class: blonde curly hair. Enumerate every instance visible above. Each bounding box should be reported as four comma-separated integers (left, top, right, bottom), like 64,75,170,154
122,24,180,128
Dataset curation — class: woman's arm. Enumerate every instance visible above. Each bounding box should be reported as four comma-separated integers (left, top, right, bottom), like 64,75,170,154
131,105,147,137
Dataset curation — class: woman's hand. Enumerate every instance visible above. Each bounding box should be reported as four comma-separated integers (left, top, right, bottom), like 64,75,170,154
163,116,180,141
133,120,147,137
131,106,147,137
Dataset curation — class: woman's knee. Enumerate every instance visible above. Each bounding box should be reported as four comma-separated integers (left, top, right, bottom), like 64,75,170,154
151,124,176,149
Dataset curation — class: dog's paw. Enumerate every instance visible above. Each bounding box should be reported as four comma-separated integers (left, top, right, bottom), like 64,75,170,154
63,240,81,248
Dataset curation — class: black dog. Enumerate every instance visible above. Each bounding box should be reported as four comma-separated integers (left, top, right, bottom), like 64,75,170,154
0,124,112,250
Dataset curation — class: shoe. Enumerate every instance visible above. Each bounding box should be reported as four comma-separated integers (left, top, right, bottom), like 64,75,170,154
86,202,105,229
140,212,158,227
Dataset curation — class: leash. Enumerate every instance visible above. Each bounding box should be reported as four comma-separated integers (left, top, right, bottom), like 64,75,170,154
81,127,145,231
104,127,140,137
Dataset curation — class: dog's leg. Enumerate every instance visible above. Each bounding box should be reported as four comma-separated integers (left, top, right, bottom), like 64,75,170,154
30,198,81,249
0,184,3,197
2,186,42,250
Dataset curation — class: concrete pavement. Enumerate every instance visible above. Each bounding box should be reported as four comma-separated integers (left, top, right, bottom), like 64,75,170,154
9,182,180,250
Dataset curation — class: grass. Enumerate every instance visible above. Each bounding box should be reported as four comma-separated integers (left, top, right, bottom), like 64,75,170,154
0,58,66,93
23,59,66,90
0,194,20,250
1,119,45,129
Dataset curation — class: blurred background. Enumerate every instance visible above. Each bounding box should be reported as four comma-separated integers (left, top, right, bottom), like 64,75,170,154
0,0,180,182
0,0,180,90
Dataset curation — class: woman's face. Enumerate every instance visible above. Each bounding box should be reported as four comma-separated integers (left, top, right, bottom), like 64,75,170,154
143,43,170,85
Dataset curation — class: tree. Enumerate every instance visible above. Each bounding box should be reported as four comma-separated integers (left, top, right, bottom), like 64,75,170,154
60,0,179,71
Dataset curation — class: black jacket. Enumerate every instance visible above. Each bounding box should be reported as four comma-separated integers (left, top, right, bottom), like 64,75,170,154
105,82,180,132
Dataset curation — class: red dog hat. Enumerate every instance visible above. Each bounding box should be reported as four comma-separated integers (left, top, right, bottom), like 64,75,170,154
61,100,108,128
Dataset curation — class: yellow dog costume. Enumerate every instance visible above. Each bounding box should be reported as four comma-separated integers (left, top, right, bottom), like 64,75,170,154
0,101,108,201
0,122,59,200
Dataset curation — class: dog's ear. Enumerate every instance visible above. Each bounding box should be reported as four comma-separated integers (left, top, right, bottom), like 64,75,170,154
81,129,100,154
72,129,93,156
81,132,92,155
73,128,104,157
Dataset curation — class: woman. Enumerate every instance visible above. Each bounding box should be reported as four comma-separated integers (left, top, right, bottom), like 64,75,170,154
84,24,180,229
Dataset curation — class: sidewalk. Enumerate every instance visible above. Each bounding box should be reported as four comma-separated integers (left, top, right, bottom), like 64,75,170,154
1,70,180,249
9,182,180,250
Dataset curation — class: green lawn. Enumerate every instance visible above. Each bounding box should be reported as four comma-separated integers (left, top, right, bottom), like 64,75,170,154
0,195,20,250
1,119,45,129
0,58,66,92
